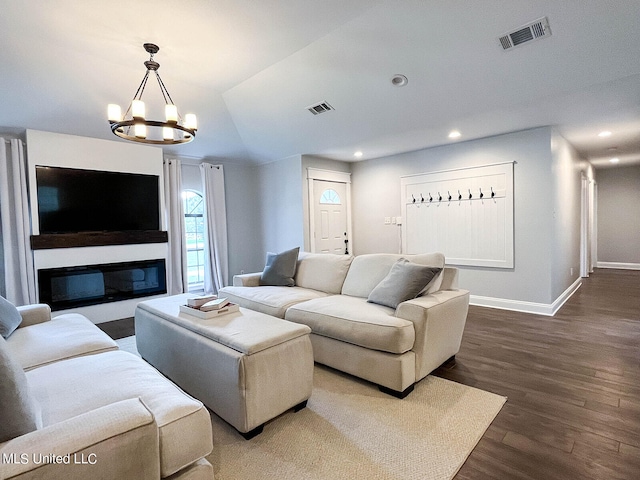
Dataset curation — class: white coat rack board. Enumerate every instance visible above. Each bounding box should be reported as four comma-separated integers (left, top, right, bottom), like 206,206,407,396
401,162,514,268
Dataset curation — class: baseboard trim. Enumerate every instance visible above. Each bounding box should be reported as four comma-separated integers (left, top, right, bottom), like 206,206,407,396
596,262,640,271
470,278,582,317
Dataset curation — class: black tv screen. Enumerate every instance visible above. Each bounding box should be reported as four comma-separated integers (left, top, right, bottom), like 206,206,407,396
36,166,160,234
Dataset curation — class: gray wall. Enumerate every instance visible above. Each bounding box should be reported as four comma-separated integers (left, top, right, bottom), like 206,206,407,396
351,127,562,304
596,165,640,265
256,155,304,254
550,132,589,299
221,162,264,280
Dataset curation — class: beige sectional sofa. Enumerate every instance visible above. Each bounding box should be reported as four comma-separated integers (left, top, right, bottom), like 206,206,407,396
219,252,469,397
0,304,214,480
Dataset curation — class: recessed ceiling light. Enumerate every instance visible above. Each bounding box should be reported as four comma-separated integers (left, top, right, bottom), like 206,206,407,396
391,74,408,87
610,157,619,163
598,131,612,137
354,151,363,158
448,130,461,139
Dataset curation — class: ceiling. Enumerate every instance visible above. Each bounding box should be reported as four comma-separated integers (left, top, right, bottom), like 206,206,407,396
1,0,639,168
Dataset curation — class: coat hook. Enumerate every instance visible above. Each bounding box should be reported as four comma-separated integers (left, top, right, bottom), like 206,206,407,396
491,187,495,198
412,194,416,203
438,192,442,201
479,187,484,199
420,193,425,203
468,189,472,200
429,193,433,202
448,191,452,201
458,189,462,201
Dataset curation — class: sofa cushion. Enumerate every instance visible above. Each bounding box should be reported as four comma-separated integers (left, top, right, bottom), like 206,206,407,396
6,313,118,371
341,253,445,298
26,350,213,478
260,247,300,286
0,295,22,339
285,295,415,354
368,259,442,309
294,252,354,294
219,285,329,318
0,336,42,443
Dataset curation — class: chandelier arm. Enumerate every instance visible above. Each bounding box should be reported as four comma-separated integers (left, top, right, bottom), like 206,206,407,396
155,72,177,106
134,71,151,101
153,72,172,105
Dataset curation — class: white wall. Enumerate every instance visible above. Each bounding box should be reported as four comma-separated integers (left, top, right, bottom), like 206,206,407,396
351,127,562,307
27,130,166,322
596,165,640,266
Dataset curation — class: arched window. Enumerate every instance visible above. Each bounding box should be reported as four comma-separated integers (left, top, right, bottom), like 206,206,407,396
320,188,341,204
183,190,205,291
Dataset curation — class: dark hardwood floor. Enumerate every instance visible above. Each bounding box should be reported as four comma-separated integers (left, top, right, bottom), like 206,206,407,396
97,316,134,340
433,268,640,480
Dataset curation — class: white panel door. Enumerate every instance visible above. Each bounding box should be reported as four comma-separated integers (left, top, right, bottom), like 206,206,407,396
313,180,348,254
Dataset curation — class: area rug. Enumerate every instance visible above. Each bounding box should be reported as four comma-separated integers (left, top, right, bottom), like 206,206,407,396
116,337,506,480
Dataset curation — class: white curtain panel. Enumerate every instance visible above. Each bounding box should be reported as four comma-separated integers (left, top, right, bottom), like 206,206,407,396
163,158,188,294
0,138,36,305
200,163,228,293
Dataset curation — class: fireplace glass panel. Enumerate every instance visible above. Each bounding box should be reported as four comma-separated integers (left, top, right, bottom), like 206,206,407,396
39,259,167,311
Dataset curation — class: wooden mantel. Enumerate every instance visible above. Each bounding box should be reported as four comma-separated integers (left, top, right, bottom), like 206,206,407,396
30,231,169,250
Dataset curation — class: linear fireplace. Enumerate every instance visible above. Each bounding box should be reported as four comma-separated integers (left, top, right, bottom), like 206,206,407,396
38,259,167,311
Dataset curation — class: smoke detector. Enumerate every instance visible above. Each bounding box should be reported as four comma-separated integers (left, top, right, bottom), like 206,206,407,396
499,17,551,50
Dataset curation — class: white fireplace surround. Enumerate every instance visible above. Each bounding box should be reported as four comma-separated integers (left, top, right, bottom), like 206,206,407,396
26,130,168,323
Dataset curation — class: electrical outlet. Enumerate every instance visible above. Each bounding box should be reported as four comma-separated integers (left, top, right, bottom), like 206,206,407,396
396,216,403,225
384,217,391,225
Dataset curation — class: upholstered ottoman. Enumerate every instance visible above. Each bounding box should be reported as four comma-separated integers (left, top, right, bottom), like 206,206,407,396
134,294,314,439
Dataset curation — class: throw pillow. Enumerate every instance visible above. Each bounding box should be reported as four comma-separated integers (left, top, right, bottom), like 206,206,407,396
260,247,300,287
0,336,42,443
0,295,22,339
367,258,442,309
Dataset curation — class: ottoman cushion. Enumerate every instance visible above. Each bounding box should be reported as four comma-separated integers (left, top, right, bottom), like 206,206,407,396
137,294,311,354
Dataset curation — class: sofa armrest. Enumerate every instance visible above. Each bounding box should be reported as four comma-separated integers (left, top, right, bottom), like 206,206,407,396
16,304,52,328
439,267,459,290
0,398,160,480
396,289,470,380
233,272,261,287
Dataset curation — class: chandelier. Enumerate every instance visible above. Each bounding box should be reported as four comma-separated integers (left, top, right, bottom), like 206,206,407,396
108,43,197,145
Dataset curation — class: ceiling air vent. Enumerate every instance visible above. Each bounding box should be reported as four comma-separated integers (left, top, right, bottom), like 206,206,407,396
499,17,551,50
307,102,334,115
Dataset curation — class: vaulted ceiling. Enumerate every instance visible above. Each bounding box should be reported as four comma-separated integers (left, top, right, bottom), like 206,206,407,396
1,1,639,167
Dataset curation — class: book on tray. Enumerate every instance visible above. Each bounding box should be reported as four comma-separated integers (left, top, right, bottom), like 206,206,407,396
181,297,239,319
187,294,218,308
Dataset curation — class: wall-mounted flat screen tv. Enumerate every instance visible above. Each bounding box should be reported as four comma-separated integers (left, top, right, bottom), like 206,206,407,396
36,166,160,234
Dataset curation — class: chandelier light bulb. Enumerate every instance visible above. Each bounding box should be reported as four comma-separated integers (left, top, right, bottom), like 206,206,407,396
132,100,145,120
134,123,147,139
108,104,122,122
163,127,174,141
184,114,198,131
165,104,178,124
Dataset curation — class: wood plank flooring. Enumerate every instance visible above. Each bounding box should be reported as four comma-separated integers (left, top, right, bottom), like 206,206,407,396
433,268,640,480
99,268,639,478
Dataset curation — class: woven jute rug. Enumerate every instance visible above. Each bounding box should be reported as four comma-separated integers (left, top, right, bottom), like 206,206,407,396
206,364,506,480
